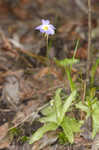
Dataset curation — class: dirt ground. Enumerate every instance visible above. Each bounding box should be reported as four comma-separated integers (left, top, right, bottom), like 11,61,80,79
0,0,99,150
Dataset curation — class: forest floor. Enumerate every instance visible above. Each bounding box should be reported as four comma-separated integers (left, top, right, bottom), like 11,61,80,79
0,0,99,150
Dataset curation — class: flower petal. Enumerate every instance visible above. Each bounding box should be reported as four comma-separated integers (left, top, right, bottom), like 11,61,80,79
49,24,55,29
40,28,45,33
35,19,55,35
46,28,55,35
35,25,42,30
42,19,50,25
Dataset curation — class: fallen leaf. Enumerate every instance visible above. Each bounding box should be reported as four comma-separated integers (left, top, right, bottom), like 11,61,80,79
11,6,29,20
0,123,10,149
0,139,10,149
0,123,8,141
32,131,57,150
71,47,87,59
20,0,31,4
0,1,9,17
2,75,21,110
34,67,63,81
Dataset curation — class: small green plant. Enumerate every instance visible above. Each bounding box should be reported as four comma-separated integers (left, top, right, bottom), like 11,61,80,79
20,136,29,143
54,58,79,92
9,127,20,136
9,127,29,144
58,132,68,144
29,89,82,144
91,58,99,86
8,127,21,142
76,87,99,138
54,40,79,92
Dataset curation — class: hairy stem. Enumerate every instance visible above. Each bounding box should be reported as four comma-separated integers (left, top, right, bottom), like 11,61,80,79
46,34,49,58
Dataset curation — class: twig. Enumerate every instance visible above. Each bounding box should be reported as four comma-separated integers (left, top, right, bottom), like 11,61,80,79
8,103,49,131
81,80,86,120
75,0,88,14
8,83,65,131
0,108,11,112
87,0,92,82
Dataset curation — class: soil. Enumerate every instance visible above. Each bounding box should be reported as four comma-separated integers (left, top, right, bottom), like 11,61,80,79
0,0,99,150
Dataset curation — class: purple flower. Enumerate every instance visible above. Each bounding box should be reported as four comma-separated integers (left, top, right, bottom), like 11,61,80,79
35,19,55,35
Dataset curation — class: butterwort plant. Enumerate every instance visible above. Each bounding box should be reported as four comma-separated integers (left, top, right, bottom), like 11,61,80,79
35,19,55,58
29,89,83,144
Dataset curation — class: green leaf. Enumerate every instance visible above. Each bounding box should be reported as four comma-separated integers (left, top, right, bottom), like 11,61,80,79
61,118,74,143
92,101,99,110
92,103,99,138
54,88,63,125
39,112,57,123
91,58,99,85
58,132,68,144
76,102,89,112
40,89,63,125
40,89,76,125
76,102,90,118
65,117,83,133
61,90,77,120
54,88,62,110
20,136,29,142
29,123,58,144
41,105,55,116
54,58,79,67
61,117,82,144
90,88,96,99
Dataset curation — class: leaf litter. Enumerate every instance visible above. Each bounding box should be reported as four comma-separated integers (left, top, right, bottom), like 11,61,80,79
0,0,99,150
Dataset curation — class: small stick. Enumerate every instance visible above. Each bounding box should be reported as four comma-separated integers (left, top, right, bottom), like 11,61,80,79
75,0,88,14
87,0,92,82
81,80,86,120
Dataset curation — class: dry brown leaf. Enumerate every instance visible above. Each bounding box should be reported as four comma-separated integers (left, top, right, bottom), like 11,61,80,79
0,123,10,149
34,67,50,79
58,21,76,33
32,131,57,150
0,1,9,17
0,139,10,149
34,67,63,81
20,0,31,4
71,47,87,59
11,7,29,20
0,123,8,141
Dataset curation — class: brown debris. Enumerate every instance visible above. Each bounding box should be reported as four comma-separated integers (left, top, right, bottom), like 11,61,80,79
0,123,10,149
